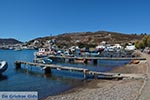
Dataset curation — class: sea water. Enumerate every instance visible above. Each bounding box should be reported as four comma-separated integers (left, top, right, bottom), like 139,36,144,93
0,50,130,99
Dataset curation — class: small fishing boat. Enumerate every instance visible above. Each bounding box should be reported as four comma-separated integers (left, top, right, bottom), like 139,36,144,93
0,60,8,74
34,57,53,64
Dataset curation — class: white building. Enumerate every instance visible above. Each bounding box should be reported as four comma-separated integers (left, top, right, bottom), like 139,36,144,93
125,45,136,51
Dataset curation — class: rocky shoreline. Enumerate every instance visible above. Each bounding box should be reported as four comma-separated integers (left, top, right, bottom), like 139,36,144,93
44,50,147,100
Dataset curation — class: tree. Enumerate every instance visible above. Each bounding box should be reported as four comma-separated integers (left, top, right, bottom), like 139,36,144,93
142,36,148,47
147,36,150,47
135,35,150,49
135,41,139,49
138,41,145,49
135,40,145,49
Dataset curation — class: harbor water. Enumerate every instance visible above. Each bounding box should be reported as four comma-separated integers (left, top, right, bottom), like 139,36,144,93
0,50,130,99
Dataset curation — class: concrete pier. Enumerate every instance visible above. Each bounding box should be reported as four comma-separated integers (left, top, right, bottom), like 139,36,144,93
15,60,145,80
49,56,146,64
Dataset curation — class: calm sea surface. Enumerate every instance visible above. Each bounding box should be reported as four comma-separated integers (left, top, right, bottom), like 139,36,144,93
0,50,130,99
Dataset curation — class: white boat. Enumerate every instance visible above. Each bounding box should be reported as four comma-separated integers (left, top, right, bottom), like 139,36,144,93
0,60,8,74
34,58,53,64
34,48,56,58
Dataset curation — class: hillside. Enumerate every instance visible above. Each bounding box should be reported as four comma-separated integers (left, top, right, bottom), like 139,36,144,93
0,38,22,45
28,31,144,48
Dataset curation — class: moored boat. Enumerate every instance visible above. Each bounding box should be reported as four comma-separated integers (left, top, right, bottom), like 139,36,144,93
34,48,56,58
34,57,53,64
0,60,8,74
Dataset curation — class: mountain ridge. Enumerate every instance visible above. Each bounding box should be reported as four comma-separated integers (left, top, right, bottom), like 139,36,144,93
27,31,144,48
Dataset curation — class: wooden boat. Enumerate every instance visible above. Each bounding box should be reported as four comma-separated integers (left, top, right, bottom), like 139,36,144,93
74,58,85,63
129,60,140,64
0,60,8,74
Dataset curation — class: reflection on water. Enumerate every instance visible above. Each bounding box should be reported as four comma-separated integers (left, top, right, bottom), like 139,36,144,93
16,68,83,83
0,74,8,81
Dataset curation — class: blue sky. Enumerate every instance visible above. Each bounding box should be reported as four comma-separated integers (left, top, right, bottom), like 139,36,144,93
0,0,150,42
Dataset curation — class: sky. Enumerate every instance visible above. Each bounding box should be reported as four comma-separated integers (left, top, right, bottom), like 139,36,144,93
0,0,150,42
